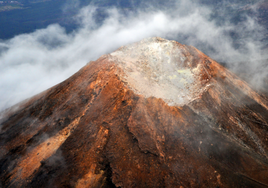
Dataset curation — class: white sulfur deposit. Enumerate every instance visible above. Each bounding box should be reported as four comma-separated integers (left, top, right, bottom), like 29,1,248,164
110,37,206,106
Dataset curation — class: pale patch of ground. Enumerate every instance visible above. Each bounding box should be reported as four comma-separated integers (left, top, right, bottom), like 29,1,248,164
110,37,205,106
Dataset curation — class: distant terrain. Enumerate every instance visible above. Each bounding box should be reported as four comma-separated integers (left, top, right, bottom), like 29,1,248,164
0,0,79,39
0,0,138,39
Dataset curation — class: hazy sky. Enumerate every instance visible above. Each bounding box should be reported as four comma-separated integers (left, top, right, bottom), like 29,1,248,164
0,0,266,111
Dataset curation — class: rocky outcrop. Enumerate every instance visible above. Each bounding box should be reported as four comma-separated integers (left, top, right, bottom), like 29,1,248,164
1,37,268,188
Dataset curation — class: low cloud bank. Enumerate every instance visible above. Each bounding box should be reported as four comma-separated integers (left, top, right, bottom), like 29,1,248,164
0,0,266,111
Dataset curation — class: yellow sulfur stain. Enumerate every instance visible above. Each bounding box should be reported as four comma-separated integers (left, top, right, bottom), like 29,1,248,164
177,70,185,73
177,69,192,75
168,75,177,80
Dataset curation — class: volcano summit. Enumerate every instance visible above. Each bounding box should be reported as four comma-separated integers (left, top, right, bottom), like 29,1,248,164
1,37,268,188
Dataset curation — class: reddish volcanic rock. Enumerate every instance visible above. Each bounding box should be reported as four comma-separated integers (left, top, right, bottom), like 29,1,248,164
1,37,268,188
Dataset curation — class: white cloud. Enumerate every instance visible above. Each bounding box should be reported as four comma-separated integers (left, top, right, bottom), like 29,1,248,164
0,0,266,111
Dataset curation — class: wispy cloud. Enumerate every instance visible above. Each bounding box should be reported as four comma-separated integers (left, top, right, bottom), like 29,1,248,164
0,0,266,111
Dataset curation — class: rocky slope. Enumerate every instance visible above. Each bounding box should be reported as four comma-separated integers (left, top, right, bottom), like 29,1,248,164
1,37,268,188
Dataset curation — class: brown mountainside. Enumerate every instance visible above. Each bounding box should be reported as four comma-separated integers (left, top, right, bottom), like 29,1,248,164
1,37,268,188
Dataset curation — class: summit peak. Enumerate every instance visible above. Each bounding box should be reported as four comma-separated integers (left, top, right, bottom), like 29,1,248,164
109,37,211,106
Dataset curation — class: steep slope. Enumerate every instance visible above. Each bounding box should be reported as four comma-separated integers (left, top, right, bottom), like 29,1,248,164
1,37,268,188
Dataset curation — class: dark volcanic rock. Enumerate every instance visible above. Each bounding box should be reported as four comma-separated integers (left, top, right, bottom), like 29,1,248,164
1,37,268,188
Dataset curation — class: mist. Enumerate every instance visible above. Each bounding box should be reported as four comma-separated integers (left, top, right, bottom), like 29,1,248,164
0,0,266,112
